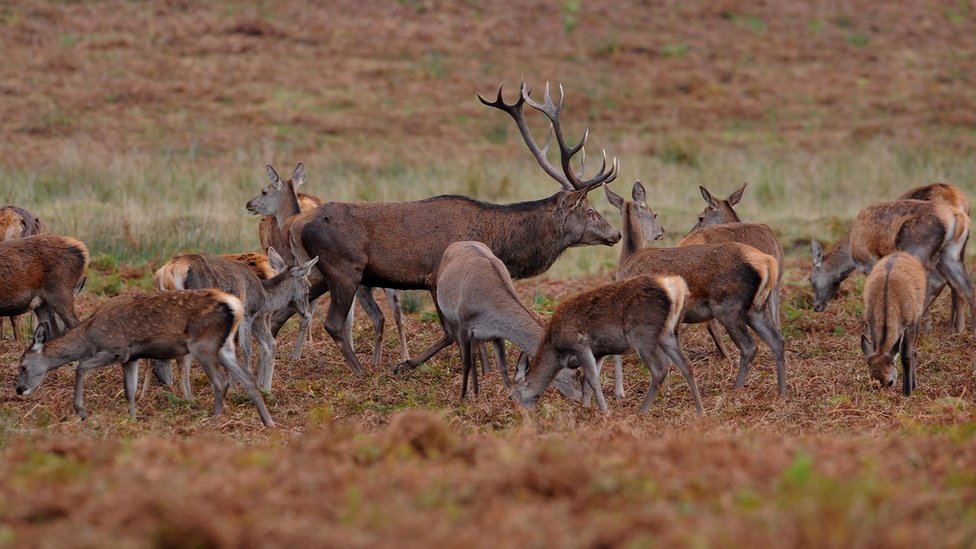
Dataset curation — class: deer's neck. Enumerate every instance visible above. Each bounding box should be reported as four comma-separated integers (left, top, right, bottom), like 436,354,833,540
42,325,94,368
478,196,580,280
259,270,298,315
825,232,856,282
619,204,644,268
522,340,564,400
503,311,546,355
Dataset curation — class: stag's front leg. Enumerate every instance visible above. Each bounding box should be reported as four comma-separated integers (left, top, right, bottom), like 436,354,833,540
73,351,116,420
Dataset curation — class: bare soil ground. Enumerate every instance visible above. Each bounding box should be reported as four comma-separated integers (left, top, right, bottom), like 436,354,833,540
2,1,976,547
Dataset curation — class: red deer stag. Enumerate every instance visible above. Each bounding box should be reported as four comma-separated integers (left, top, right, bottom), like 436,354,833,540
0,206,49,340
246,162,409,366
860,252,927,395
0,234,88,339
810,199,974,332
680,182,785,357
510,274,702,415
286,81,621,375
16,290,274,427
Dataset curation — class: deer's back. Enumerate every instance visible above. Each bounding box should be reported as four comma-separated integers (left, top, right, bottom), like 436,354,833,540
164,254,264,314
0,235,88,296
899,183,970,215
436,241,529,323
850,200,965,268
864,252,927,330
678,223,784,281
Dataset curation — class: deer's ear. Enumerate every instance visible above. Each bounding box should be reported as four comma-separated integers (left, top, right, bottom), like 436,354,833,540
30,321,50,351
515,352,529,382
860,334,872,358
267,247,286,273
632,180,647,206
729,182,747,206
266,164,283,189
296,256,319,278
604,183,624,211
699,186,716,208
811,239,823,268
291,162,307,187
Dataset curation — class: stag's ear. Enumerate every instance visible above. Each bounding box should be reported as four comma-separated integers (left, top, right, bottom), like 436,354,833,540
30,322,50,351
265,164,283,189
699,186,716,208
267,247,286,273
729,182,747,206
515,352,529,382
291,162,307,187
632,180,647,206
860,334,872,358
74,276,86,296
811,239,823,268
604,183,624,211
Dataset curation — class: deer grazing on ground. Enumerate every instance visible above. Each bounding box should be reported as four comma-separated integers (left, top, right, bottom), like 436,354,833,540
432,241,580,399
16,290,275,427
283,81,621,376
511,274,702,415
0,206,49,341
246,162,410,366
0,235,88,339
680,182,786,357
860,252,928,395
810,199,974,332
152,249,318,395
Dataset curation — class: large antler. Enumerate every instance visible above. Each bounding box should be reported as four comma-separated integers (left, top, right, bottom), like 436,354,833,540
478,80,619,191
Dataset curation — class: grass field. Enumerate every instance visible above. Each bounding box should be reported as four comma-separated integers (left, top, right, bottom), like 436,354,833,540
2,1,976,547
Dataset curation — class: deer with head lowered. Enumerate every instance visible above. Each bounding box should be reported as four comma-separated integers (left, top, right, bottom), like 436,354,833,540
284,80,621,376
680,182,785,357
0,206,50,341
16,289,274,427
511,274,702,415
810,198,974,332
860,252,928,395
152,248,318,395
246,163,410,367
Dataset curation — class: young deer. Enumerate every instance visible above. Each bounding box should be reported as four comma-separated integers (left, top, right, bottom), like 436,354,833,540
680,183,785,359
0,234,88,338
246,162,410,366
0,206,49,341
810,199,974,332
153,249,318,395
16,290,274,427
290,81,621,375
860,252,928,395
432,241,579,399
511,275,702,415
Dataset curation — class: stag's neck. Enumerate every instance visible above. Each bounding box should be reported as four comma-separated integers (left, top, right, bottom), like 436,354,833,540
478,196,578,280
41,325,95,368
825,232,856,282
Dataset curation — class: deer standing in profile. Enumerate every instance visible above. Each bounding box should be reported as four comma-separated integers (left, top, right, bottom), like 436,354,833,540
0,206,49,341
152,248,318,396
679,183,785,357
288,80,620,376
810,199,974,332
246,163,410,366
511,274,702,415
0,234,88,340
860,252,928,395
16,290,274,427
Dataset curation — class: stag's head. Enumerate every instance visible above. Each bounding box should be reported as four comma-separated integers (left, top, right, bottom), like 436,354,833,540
605,180,664,242
689,183,746,234
860,334,898,389
16,322,55,396
810,239,840,312
246,162,307,216
479,80,623,248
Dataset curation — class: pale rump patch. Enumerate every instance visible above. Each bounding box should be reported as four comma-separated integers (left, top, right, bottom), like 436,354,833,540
0,210,22,240
213,290,245,344
658,275,688,336
154,258,191,290
740,246,777,309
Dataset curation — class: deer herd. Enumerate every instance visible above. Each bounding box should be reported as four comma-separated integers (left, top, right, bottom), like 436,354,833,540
1,81,973,427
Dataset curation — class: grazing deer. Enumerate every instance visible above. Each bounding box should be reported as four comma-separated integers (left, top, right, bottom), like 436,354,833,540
680,183,786,357
16,290,274,427
0,235,88,339
898,183,970,331
288,80,621,375
860,252,927,395
511,275,702,415
0,206,49,341
153,249,318,394
617,238,786,395
246,162,410,366
432,241,580,399
810,199,974,332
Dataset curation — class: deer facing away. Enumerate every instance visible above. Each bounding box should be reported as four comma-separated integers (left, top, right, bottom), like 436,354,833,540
16,289,275,427
860,252,928,395
0,206,50,341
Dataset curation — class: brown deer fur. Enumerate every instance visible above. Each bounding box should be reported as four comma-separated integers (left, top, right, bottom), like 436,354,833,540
511,275,702,415
0,206,49,341
221,252,279,280
810,199,974,332
618,242,787,395
286,81,622,375
0,234,88,339
860,252,927,395
16,290,274,427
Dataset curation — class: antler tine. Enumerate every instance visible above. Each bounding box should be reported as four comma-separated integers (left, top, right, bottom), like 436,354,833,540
580,154,620,193
575,146,587,181
523,81,591,189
